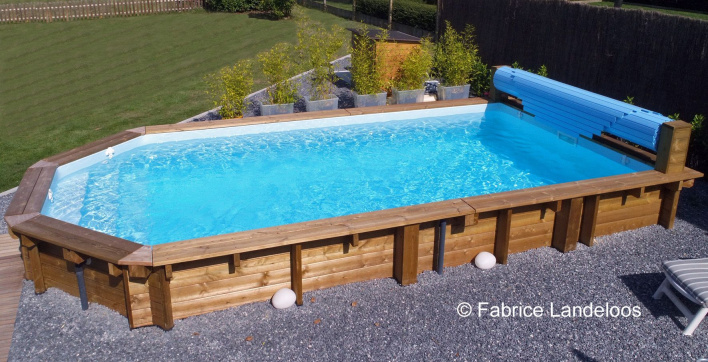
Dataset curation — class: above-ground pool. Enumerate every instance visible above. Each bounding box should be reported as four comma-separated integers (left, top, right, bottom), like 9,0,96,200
43,104,649,246
5,73,702,330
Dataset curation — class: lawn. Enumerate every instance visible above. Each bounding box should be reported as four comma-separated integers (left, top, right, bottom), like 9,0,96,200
313,0,352,11
590,2,708,21
0,7,356,191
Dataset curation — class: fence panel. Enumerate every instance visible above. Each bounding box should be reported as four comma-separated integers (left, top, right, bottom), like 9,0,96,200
0,0,203,23
440,0,708,121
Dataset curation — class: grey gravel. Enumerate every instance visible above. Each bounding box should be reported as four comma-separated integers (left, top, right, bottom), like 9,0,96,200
4,179,708,361
0,193,12,235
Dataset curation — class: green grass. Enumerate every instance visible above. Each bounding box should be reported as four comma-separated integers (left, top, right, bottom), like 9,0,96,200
315,1,352,11
590,2,708,21
0,7,355,191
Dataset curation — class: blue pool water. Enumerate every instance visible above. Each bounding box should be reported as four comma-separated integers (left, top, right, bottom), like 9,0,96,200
43,105,650,245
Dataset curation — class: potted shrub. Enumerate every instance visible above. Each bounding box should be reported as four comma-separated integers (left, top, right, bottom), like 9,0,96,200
295,17,346,112
205,59,253,119
350,26,388,108
392,38,433,104
257,43,298,116
433,22,478,101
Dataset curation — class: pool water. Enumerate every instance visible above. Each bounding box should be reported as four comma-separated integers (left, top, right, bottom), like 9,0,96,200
43,105,650,245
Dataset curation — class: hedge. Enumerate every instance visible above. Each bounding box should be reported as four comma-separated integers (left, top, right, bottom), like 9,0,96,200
204,0,261,12
356,0,437,31
626,0,708,12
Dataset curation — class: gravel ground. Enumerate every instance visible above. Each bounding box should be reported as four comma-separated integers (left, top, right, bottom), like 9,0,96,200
0,193,12,235
4,179,708,361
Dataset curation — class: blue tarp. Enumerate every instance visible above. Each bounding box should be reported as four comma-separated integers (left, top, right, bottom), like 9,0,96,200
493,67,668,150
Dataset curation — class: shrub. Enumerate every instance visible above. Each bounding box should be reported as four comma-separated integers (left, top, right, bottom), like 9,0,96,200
261,0,296,18
469,61,491,97
393,38,433,91
295,15,346,100
689,114,707,172
434,22,479,87
204,0,261,12
257,43,298,104
205,60,254,118
350,25,387,95
356,0,436,31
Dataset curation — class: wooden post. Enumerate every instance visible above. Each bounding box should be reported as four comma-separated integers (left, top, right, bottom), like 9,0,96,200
659,181,683,229
393,224,419,285
552,198,584,252
388,0,392,29
148,266,174,330
655,121,691,174
290,244,303,306
494,209,512,264
579,195,600,246
20,235,46,293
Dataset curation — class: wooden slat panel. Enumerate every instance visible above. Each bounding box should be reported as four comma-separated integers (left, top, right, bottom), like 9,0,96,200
169,248,394,304
302,263,393,292
595,214,660,236
153,199,472,265
171,282,290,320
170,234,393,287
596,201,662,225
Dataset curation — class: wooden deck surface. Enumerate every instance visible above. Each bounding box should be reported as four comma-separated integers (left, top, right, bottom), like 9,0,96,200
0,234,23,362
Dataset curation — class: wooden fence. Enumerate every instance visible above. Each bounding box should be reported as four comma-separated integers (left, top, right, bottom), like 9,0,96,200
440,0,708,124
0,0,203,23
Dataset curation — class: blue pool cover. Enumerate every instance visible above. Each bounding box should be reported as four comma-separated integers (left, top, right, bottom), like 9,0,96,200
493,66,669,150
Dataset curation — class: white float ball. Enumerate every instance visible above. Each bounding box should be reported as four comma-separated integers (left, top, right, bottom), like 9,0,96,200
271,288,297,309
474,251,497,270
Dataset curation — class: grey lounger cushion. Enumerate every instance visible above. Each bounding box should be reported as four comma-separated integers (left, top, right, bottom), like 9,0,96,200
662,258,708,307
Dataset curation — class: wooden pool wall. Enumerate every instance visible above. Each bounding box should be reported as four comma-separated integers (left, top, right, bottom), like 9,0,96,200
4,98,702,330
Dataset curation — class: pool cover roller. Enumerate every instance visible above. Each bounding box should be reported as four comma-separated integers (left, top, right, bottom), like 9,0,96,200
493,66,669,151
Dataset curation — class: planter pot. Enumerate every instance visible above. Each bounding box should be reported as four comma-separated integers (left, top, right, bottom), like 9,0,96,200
260,103,294,116
392,88,424,105
305,95,339,112
353,91,387,108
437,84,470,101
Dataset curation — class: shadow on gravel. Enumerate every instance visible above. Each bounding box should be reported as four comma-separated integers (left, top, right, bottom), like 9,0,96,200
571,349,600,362
620,272,695,331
